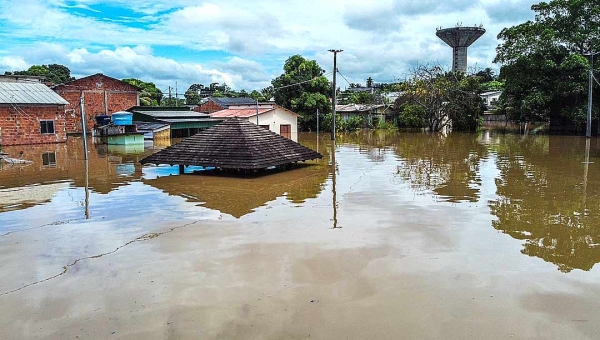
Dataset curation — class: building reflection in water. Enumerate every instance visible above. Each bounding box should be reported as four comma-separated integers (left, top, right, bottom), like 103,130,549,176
488,133,600,272
0,137,147,214
142,156,330,219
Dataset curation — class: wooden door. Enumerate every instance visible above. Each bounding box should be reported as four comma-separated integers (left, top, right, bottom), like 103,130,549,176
280,124,291,139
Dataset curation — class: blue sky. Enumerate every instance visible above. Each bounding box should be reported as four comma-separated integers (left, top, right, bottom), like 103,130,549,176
0,0,538,93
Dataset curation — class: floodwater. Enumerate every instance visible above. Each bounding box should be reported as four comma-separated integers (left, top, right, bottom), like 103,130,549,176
1,130,599,339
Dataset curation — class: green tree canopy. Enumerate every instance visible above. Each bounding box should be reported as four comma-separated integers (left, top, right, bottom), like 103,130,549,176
272,55,332,131
397,65,483,132
9,64,75,85
122,78,163,106
494,0,600,126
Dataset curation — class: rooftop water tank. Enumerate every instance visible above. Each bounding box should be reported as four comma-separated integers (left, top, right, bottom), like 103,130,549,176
95,115,111,126
112,111,133,126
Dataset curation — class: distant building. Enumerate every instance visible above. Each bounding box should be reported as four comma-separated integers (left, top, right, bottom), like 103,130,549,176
129,106,221,138
210,103,299,142
195,97,257,114
335,104,392,127
0,77,69,146
480,91,502,108
53,74,140,133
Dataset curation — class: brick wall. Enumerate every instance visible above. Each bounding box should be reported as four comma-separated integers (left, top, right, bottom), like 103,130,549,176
53,74,140,133
196,101,225,113
0,105,68,146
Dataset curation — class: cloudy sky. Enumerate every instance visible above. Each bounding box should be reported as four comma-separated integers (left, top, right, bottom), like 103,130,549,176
0,0,538,93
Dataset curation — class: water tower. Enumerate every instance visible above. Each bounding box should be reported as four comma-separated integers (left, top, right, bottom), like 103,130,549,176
436,25,485,73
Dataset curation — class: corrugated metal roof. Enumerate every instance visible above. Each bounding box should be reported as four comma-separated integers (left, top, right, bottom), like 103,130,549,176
211,97,257,106
132,110,210,119
0,82,69,105
335,104,385,112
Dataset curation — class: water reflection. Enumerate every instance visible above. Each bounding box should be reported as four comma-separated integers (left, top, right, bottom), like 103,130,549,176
0,138,147,212
393,132,488,202
143,167,330,219
488,133,600,272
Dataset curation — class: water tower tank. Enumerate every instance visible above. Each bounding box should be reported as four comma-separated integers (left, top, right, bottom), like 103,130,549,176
436,26,486,73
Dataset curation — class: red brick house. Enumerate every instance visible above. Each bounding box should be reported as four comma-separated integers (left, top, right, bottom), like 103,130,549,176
53,74,140,133
0,78,69,146
195,97,256,114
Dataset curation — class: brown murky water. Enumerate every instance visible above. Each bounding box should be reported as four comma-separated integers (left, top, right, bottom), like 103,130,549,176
1,130,600,339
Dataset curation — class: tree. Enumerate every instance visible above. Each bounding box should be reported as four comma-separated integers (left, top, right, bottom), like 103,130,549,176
494,0,600,128
10,64,75,84
260,86,275,101
398,65,483,132
184,83,204,105
475,68,496,82
249,90,266,102
122,78,163,106
272,55,332,131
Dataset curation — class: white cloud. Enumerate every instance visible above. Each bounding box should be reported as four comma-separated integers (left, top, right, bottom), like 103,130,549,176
0,0,540,89
0,56,28,71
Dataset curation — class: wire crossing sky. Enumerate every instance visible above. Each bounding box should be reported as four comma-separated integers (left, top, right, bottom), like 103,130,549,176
0,0,538,92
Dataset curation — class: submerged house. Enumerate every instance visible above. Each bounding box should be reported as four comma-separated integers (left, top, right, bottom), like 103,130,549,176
129,106,222,138
140,118,322,172
0,77,69,146
53,74,140,133
335,104,392,126
210,103,299,142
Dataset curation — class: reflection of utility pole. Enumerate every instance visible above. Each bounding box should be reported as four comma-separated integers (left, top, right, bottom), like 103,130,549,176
329,49,343,141
582,138,594,210
585,52,597,138
85,158,90,219
331,140,340,229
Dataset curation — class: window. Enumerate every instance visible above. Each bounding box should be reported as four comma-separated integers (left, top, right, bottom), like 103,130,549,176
280,124,291,139
40,120,55,134
42,152,57,167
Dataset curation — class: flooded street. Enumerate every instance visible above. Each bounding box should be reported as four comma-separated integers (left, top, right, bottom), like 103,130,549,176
1,130,600,339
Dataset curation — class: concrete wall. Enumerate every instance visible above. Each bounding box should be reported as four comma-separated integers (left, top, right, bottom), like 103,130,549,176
54,75,139,133
245,107,298,142
0,105,68,146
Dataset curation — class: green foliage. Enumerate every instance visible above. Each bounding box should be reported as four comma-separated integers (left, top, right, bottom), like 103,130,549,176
397,104,427,128
122,78,163,106
396,65,483,132
10,64,75,84
494,0,600,125
319,113,362,132
272,55,332,131
249,90,266,101
475,68,496,82
184,84,203,105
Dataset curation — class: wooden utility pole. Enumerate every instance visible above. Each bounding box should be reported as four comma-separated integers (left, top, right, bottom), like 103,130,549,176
329,49,343,140
80,92,88,160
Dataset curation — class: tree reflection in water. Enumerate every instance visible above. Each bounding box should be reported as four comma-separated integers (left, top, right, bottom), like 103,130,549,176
393,132,488,203
489,134,600,272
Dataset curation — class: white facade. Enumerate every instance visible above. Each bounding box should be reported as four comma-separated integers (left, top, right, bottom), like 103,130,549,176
213,105,299,142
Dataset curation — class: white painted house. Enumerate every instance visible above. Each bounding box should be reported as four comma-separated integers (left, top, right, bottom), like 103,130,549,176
210,104,299,142
480,91,502,107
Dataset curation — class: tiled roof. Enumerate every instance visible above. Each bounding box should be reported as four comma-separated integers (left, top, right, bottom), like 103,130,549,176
132,109,210,119
0,82,69,105
210,107,273,118
141,118,322,170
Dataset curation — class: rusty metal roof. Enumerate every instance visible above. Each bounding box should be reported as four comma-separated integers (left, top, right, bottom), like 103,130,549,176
141,118,322,170
0,82,69,105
